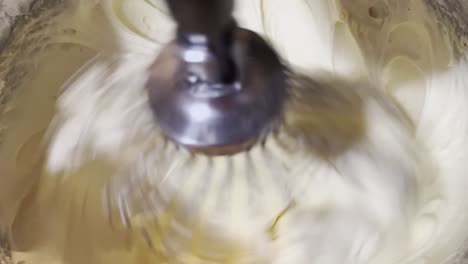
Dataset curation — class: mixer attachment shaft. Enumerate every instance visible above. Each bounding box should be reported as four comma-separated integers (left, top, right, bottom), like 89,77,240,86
146,0,288,156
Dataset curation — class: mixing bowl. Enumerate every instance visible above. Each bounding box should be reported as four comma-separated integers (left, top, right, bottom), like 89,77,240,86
1,0,468,263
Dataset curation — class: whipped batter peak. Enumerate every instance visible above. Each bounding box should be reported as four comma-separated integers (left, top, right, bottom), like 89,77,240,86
1,0,468,264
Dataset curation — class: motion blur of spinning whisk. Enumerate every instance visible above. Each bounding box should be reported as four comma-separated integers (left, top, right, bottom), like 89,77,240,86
43,0,422,263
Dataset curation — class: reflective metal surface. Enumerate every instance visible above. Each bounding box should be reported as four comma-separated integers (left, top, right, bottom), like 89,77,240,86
146,0,287,155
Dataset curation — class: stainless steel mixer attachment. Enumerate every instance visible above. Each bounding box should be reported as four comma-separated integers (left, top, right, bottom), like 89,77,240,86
146,0,288,156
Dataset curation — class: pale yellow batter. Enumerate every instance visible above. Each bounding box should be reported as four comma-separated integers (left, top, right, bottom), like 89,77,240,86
1,0,468,263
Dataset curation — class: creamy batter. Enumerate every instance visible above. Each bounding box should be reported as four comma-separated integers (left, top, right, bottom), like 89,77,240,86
1,0,468,263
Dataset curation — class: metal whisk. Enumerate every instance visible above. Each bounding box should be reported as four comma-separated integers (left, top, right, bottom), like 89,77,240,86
41,1,421,263
145,0,288,156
